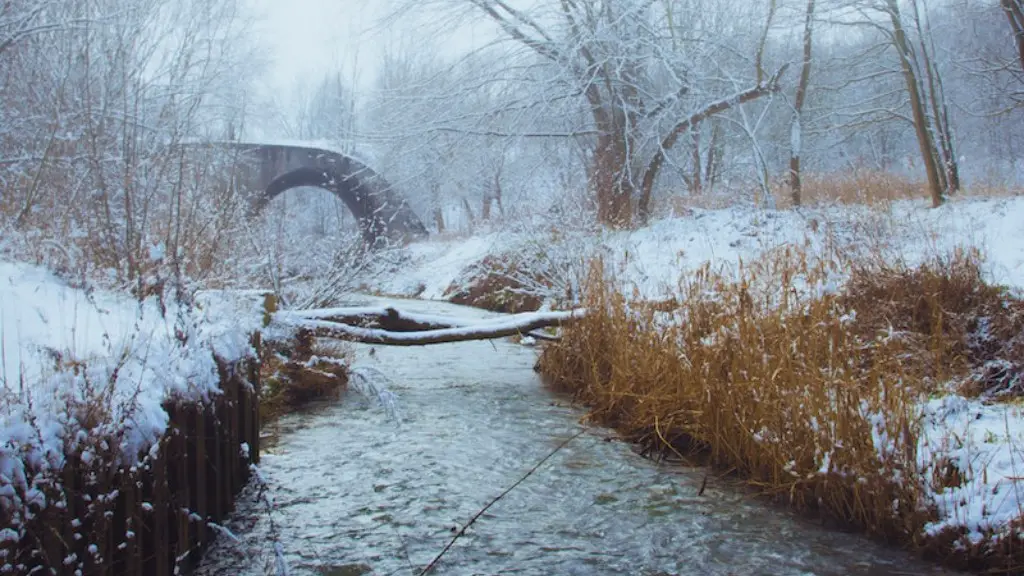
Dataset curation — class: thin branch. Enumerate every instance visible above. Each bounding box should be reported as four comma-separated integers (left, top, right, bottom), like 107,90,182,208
419,427,588,575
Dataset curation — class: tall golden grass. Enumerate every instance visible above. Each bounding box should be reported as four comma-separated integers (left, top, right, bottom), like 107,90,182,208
787,170,927,207
536,247,1024,569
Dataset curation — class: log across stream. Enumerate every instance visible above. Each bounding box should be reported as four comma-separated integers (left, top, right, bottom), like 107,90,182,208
197,297,952,576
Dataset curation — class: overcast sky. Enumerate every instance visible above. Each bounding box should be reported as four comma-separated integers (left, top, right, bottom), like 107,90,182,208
246,0,492,134
252,0,377,93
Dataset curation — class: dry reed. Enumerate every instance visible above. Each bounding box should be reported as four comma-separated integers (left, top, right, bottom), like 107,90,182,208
536,246,1024,570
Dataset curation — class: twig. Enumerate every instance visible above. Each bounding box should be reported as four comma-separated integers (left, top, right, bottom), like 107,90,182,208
252,465,290,576
419,427,588,575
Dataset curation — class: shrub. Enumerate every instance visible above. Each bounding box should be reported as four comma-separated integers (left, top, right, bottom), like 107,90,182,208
445,254,547,313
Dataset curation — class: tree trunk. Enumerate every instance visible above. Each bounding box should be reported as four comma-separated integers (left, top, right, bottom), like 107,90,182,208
462,197,475,227
690,128,703,196
592,132,634,228
911,0,960,196
494,172,505,217
1003,0,1024,72
433,207,445,233
789,0,815,207
705,122,723,191
886,0,946,207
481,196,492,221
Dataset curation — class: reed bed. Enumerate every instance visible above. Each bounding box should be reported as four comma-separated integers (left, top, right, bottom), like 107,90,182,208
537,247,1024,571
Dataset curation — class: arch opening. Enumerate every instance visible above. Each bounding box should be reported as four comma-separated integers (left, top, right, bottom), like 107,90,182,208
253,167,386,245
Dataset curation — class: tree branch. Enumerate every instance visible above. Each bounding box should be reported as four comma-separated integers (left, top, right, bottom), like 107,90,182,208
640,64,789,203
468,0,561,62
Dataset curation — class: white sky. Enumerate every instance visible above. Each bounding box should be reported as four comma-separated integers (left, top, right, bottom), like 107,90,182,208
252,0,380,93
246,0,494,137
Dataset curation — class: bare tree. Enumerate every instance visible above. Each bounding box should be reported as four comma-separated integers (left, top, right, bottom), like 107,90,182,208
823,0,959,206
388,0,786,227
788,0,816,206
1,0,261,290
885,0,958,204
1004,0,1024,72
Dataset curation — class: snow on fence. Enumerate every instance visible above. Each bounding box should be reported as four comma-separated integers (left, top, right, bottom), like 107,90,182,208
0,264,273,576
0,355,261,576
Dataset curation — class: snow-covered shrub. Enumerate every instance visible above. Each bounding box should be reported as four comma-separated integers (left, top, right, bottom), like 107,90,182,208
444,216,610,311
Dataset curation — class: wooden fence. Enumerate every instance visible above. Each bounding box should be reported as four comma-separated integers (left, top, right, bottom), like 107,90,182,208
1,351,262,576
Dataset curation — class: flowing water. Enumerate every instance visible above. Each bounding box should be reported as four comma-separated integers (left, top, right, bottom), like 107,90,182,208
197,298,953,576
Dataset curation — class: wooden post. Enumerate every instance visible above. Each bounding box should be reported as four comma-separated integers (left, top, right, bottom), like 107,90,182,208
231,375,241,489
211,406,225,522
194,407,208,547
153,438,169,576
174,422,192,572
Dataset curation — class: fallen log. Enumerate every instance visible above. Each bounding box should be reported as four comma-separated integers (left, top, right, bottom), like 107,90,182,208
272,308,586,346
278,306,462,332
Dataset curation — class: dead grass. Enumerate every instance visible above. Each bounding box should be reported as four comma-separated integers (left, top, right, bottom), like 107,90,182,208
839,249,1024,398
536,247,1024,569
785,170,927,207
650,170,1020,215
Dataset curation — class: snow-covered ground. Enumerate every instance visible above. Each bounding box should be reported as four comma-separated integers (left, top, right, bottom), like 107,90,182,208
0,263,265,517
2,195,1023,554
377,196,1024,302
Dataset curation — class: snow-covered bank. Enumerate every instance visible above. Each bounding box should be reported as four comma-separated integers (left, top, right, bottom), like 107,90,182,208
0,261,274,575
377,196,1024,305
0,261,265,498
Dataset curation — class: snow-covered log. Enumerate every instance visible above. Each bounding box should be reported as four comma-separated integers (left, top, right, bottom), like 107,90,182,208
272,307,586,346
278,306,472,331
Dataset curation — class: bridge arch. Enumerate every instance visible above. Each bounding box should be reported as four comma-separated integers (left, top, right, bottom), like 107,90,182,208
215,142,428,246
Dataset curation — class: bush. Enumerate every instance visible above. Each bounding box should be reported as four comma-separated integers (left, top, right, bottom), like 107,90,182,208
445,254,547,313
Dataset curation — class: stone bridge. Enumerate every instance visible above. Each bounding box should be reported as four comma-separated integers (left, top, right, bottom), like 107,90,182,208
204,141,428,246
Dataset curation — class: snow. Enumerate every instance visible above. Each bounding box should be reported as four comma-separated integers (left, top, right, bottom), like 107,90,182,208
276,308,584,345
0,262,265,525
279,305,475,328
377,233,501,299
918,395,1024,544
196,138,379,171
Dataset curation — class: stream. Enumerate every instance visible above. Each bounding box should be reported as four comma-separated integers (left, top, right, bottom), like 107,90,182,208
196,298,953,576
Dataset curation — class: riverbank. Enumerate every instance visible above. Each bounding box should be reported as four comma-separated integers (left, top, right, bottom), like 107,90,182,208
535,246,1024,571
0,263,272,575
366,196,1024,307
